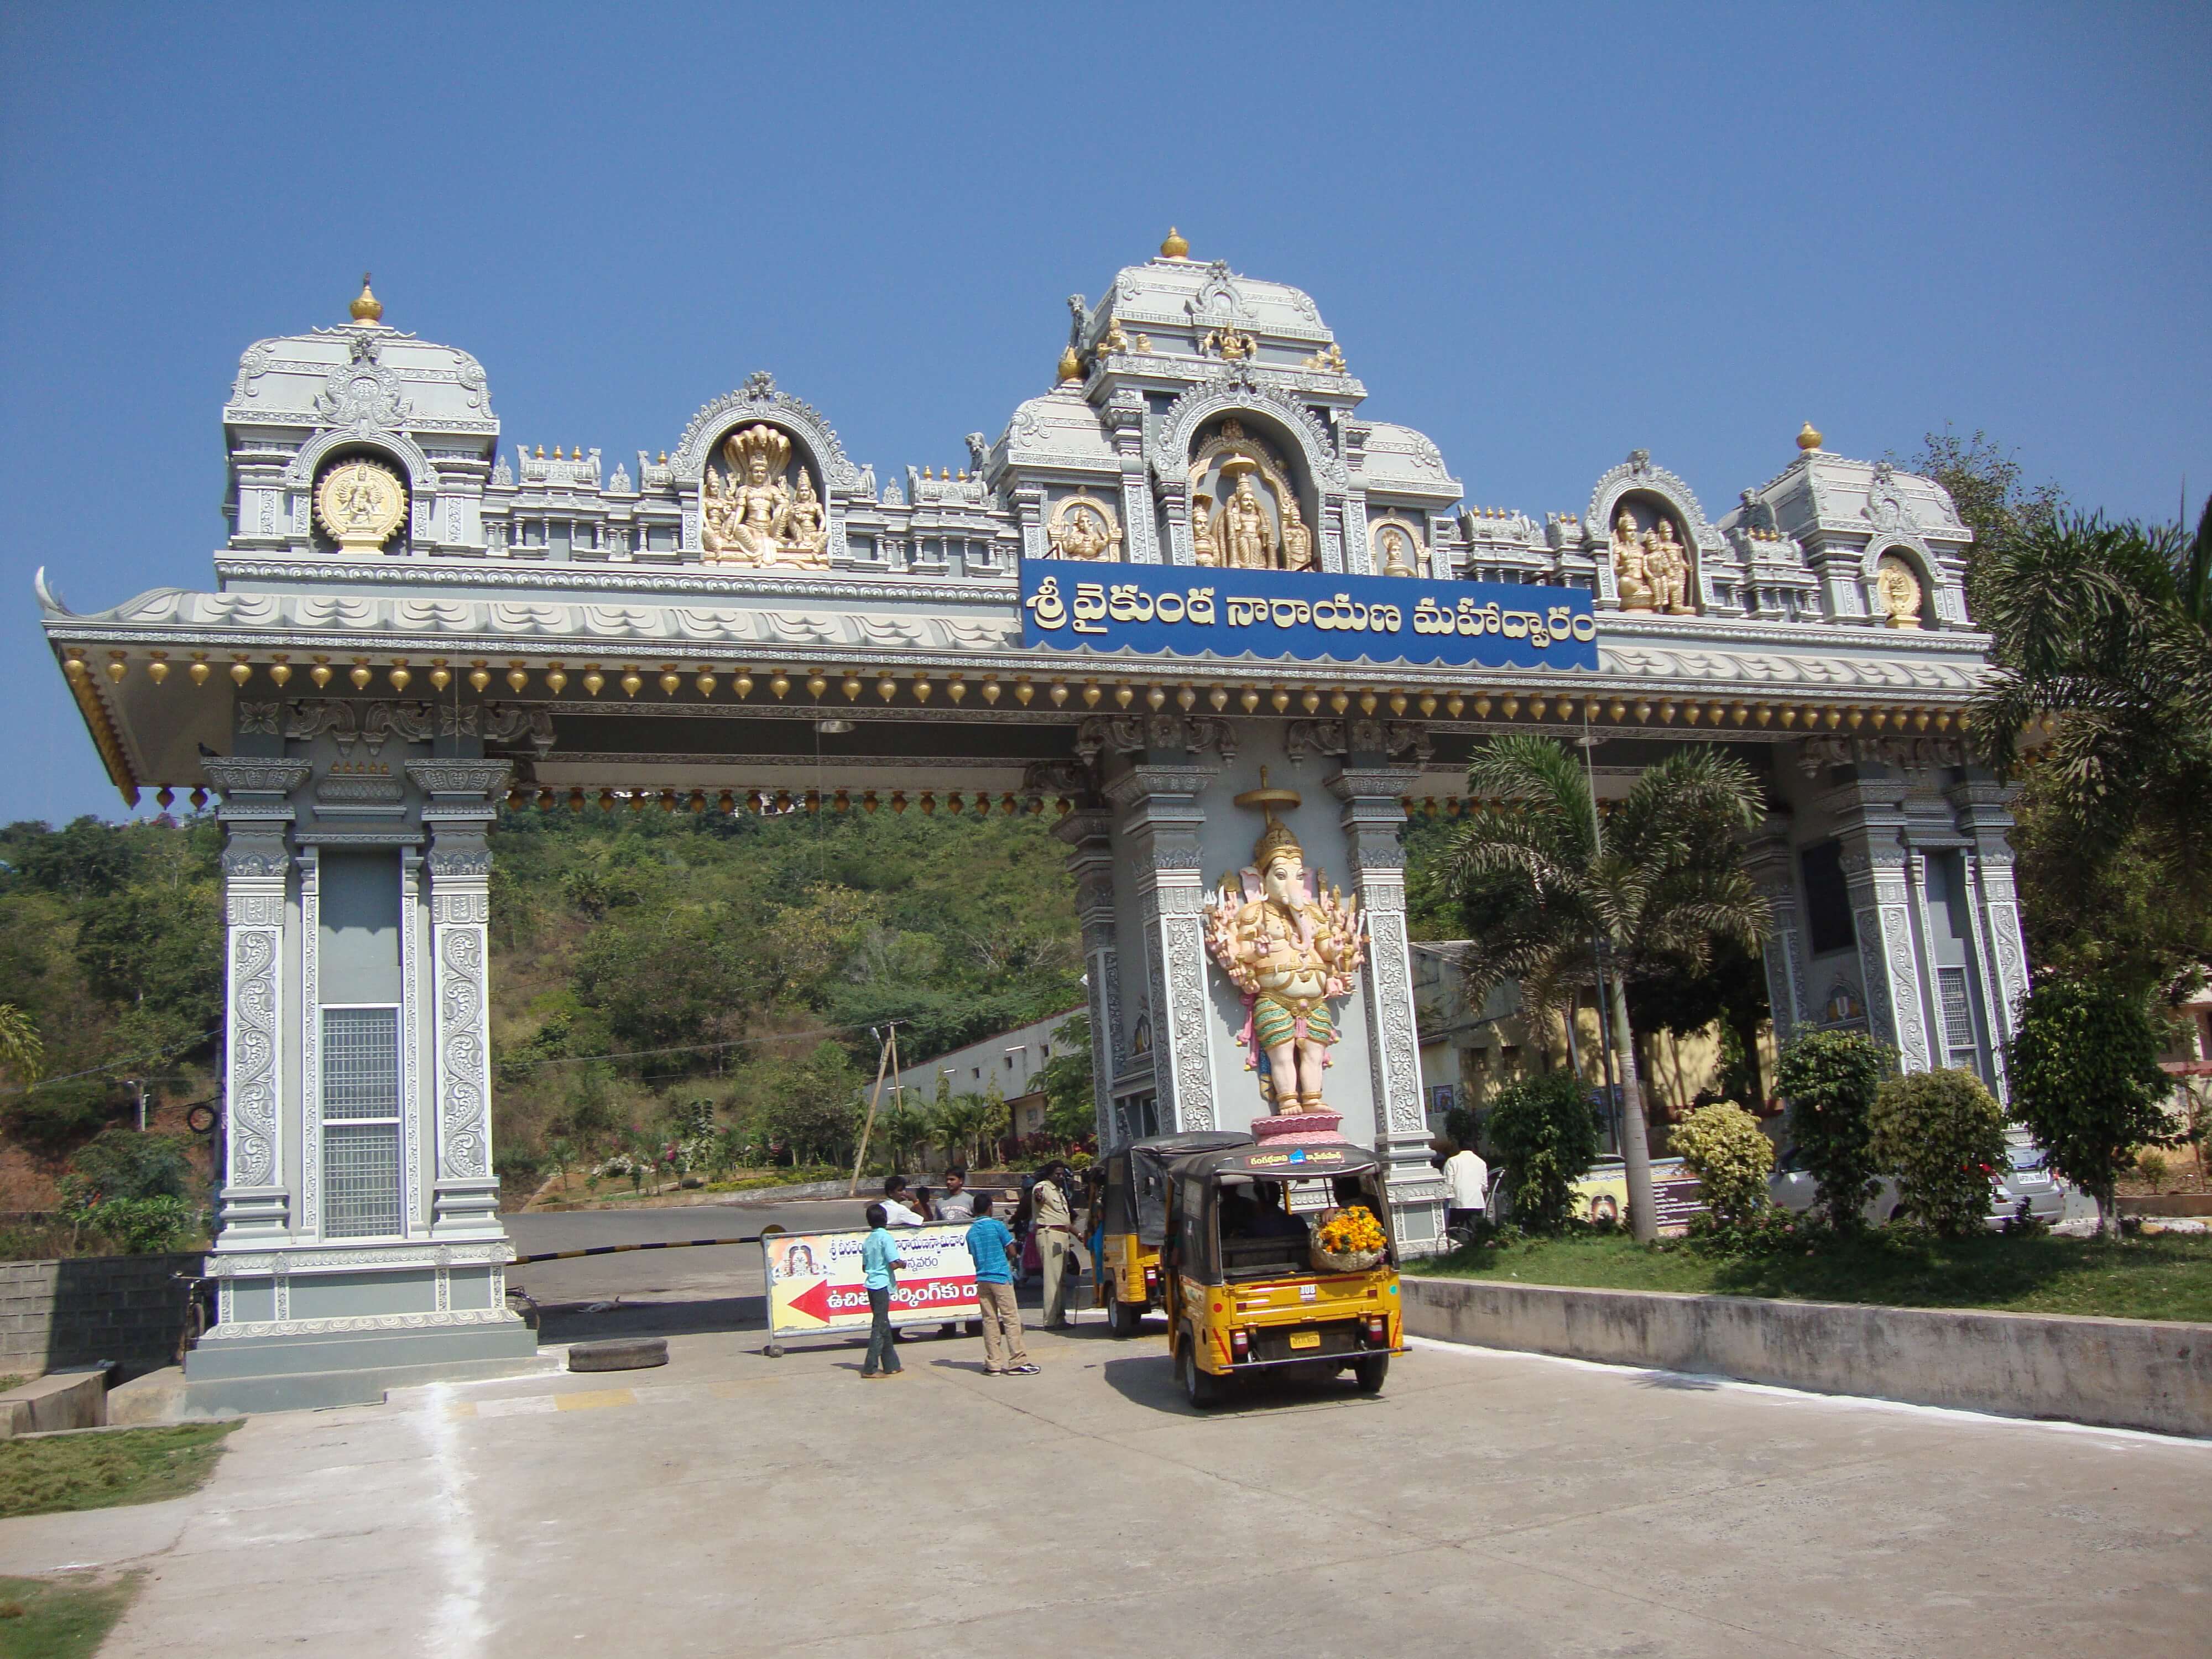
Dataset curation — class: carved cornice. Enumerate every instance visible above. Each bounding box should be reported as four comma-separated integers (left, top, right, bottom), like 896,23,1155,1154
205,758,312,796
404,759,513,799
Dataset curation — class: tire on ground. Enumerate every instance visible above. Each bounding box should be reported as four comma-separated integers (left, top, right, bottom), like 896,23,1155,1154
568,1337,670,1372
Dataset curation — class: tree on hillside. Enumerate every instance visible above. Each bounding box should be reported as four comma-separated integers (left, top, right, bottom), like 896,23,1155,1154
1037,1013,1097,1144
1443,736,1771,1243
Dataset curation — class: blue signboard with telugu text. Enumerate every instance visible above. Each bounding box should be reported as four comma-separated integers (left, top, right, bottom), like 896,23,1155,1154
1019,560,1598,671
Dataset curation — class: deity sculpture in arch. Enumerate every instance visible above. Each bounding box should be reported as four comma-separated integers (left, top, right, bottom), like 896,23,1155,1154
1198,459,1279,570
1647,517,1695,614
1280,495,1315,571
1610,506,1657,611
701,424,829,568
1875,553,1924,628
1204,770,1367,1116
1375,521,1420,578
1046,494,1121,560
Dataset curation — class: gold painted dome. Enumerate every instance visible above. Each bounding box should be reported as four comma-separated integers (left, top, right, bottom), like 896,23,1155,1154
349,273,383,324
1797,420,1823,452
1160,226,1190,259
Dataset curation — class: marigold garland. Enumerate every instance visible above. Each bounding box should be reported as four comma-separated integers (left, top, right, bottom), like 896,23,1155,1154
1316,1204,1385,1255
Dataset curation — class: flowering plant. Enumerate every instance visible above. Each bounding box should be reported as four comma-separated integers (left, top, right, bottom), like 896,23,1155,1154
1316,1205,1386,1255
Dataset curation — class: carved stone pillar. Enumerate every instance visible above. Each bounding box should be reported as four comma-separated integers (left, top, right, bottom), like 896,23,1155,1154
206,759,310,1241
1107,763,1218,1131
1744,828,1808,1048
1328,767,1446,1251
1156,470,1196,567
1055,807,1125,1147
406,760,510,1234
1947,774,2030,1095
1827,776,1933,1072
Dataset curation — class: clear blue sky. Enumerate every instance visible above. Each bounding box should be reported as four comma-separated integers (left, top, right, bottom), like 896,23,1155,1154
3,3,2205,824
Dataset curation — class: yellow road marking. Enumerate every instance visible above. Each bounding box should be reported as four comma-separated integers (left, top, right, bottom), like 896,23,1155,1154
555,1389,637,1411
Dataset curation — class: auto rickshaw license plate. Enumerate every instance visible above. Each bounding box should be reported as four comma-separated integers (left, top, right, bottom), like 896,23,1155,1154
1288,1332,1322,1350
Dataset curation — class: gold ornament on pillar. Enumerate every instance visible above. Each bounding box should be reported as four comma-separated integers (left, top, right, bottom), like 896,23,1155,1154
1203,769,1368,1118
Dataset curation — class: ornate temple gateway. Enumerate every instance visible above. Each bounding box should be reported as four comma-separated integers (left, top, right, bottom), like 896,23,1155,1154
38,238,2025,1399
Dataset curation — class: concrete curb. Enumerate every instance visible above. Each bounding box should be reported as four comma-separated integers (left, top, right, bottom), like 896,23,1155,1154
1403,1276,2212,1438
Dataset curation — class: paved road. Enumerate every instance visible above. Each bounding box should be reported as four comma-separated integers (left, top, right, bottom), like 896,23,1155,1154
18,1315,2205,1657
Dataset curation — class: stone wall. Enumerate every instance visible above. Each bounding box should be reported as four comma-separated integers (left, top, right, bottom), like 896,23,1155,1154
1404,1275,2212,1438
0,1252,203,1380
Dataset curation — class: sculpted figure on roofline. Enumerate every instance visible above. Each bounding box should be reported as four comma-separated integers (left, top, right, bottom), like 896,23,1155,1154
702,424,830,568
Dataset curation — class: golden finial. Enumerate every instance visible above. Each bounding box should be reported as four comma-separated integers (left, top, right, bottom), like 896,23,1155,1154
349,272,383,324
1057,344,1083,383
1797,421,1823,452
1160,226,1190,259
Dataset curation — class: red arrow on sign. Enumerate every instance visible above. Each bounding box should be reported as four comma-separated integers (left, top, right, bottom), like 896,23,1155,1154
786,1278,832,1323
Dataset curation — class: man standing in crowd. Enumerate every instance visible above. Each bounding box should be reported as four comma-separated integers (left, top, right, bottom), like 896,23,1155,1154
1031,1161,1078,1329
1443,1140,1489,1237
936,1168,975,1222
859,1203,905,1380
935,1168,978,1338
881,1175,924,1227
965,1192,1036,1375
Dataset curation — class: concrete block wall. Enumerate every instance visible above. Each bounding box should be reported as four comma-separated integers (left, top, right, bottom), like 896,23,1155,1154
0,1252,203,1380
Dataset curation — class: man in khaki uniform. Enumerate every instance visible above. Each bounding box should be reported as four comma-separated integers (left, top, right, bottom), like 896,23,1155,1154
1030,1162,1078,1329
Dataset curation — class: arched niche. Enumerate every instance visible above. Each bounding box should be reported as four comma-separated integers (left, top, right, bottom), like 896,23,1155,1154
698,420,832,568
670,374,859,491
1585,454,1719,615
1149,379,1344,571
1184,413,1319,572
300,439,419,556
1865,541,1939,630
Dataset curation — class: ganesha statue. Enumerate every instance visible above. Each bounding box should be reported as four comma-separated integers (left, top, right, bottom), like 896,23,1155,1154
1203,771,1366,1115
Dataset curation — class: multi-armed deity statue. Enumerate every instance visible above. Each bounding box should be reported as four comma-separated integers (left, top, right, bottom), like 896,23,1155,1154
1191,451,1317,572
701,423,830,568
1204,771,1368,1117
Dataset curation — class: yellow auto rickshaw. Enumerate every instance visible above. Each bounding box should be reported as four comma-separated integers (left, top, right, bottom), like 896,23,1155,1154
1159,1139,1402,1406
1092,1131,1254,1336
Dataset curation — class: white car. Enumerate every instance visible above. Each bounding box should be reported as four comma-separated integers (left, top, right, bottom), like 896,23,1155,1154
1768,1141,2065,1229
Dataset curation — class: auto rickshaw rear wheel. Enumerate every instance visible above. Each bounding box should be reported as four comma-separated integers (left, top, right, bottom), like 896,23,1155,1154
1180,1337,1223,1407
1107,1296,1141,1338
1353,1354,1389,1394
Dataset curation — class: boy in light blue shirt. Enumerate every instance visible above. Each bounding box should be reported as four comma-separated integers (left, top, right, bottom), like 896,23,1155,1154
966,1192,1036,1376
860,1204,905,1378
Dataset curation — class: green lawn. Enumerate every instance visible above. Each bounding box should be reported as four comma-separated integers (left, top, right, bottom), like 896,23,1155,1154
0,1423,237,1522
1425,1229,2212,1322
0,1572,139,1659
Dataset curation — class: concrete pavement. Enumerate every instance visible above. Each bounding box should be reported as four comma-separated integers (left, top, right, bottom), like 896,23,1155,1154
48,1309,2210,1658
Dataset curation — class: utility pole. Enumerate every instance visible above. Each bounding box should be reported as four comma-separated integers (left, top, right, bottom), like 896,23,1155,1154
849,1024,899,1197
124,1077,147,1133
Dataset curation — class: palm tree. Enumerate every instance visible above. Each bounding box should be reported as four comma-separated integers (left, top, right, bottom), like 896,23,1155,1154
0,1005,41,1087
1974,502,2212,892
1443,735,1771,1241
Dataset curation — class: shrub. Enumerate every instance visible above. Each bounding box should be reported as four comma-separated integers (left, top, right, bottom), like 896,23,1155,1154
1773,1030,1895,1230
82,1194,197,1254
64,1130,195,1203
2006,975,2178,1235
1867,1069,2007,1237
1,1079,116,1150
2136,1148,2169,1191
1671,1102,1773,1225
1480,1072,1600,1234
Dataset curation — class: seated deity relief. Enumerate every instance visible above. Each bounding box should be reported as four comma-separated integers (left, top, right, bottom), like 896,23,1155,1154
1045,493,1122,560
1608,500,1698,615
1188,420,1317,573
701,424,830,569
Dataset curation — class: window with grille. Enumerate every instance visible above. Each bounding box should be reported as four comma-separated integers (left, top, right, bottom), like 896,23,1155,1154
1937,968,1979,1073
322,1005,402,1238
